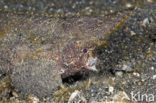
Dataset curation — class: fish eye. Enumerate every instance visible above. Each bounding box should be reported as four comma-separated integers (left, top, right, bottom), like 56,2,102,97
82,48,88,53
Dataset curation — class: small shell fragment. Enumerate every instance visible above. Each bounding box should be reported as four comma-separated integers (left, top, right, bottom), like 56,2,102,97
68,90,87,103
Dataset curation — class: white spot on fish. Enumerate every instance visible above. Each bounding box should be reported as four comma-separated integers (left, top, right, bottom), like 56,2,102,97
86,57,98,71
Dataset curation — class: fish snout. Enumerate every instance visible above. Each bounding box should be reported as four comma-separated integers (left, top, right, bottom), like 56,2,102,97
86,57,98,71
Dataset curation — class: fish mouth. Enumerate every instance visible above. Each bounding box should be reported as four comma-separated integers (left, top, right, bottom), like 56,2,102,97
86,57,98,71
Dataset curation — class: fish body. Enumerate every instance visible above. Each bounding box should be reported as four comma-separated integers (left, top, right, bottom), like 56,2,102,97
0,10,131,96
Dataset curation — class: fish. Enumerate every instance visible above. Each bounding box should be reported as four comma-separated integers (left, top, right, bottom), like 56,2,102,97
0,10,132,96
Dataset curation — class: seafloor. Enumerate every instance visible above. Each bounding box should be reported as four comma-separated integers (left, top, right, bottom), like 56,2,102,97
0,0,156,103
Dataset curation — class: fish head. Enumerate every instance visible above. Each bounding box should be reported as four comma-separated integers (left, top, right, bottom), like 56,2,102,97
61,38,98,77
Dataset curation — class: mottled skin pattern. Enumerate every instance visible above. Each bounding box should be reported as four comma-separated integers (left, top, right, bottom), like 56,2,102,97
0,10,133,96
0,11,131,78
